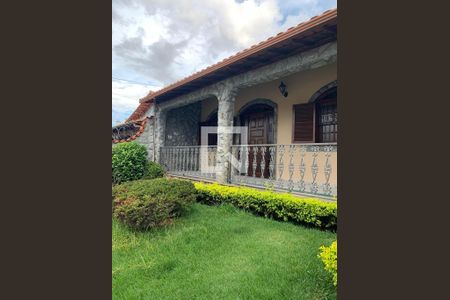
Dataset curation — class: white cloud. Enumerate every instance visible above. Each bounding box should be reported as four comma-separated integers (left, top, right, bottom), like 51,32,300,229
112,0,336,123
112,80,154,111
112,0,285,85
111,79,161,124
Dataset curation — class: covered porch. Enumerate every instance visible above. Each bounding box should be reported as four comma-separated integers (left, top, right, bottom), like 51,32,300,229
150,40,337,199
156,65,337,199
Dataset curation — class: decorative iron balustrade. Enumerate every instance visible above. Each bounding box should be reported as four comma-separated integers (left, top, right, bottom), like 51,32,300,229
230,143,337,198
160,146,217,180
160,143,336,199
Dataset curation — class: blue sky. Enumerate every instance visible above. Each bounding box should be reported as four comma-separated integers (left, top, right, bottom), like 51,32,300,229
112,0,336,125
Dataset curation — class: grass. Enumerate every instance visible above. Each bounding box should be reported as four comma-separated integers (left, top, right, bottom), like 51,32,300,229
113,203,337,299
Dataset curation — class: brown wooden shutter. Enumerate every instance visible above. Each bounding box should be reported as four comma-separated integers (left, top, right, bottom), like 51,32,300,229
293,103,315,143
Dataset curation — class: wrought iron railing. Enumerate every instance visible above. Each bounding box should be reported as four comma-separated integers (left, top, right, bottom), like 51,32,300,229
160,146,217,180
160,143,337,199
230,143,337,198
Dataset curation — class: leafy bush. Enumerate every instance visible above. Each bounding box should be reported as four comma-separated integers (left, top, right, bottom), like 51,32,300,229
318,241,337,286
194,182,337,230
112,142,148,184
142,161,165,180
112,178,197,231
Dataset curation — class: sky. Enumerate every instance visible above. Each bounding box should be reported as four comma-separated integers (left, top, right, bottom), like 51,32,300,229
112,0,336,125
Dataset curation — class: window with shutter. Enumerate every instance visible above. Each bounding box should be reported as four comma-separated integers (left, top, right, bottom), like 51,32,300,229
292,93,337,143
293,103,315,143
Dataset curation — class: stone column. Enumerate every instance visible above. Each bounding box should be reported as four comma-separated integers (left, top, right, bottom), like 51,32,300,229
215,84,237,184
154,108,167,163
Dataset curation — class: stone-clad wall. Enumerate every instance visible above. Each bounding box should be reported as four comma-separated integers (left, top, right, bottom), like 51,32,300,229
164,102,201,146
135,119,155,160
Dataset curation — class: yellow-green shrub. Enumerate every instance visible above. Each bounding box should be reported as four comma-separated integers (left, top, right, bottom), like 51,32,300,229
194,182,337,230
318,240,337,286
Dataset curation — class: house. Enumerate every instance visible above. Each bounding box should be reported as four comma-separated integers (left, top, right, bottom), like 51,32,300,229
112,9,337,199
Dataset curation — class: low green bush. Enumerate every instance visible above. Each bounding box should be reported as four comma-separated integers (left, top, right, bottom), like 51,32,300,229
194,182,337,230
142,161,165,179
112,142,148,184
318,240,337,286
112,178,197,231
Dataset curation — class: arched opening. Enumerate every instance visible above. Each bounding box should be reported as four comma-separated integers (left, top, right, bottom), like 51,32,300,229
236,99,277,178
237,99,277,145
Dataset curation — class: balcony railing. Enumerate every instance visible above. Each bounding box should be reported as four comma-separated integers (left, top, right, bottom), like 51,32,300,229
160,146,217,180
160,143,337,199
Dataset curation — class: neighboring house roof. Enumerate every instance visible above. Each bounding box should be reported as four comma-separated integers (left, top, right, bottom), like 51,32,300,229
112,117,149,144
139,8,337,104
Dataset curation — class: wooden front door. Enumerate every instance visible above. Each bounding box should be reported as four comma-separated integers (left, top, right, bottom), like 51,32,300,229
244,111,271,178
248,112,269,145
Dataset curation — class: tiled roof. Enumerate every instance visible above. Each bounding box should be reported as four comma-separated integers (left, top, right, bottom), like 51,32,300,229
126,101,152,122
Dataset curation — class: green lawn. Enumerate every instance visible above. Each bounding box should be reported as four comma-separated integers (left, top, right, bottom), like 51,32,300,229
113,203,337,299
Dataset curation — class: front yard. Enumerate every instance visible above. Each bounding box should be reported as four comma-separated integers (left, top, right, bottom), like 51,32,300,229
113,203,336,299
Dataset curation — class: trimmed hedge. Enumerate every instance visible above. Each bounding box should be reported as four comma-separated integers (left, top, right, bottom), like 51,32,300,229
318,240,337,286
112,142,148,184
194,182,337,230
112,178,197,231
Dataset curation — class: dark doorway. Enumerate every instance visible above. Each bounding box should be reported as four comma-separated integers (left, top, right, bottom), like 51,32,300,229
199,111,218,146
